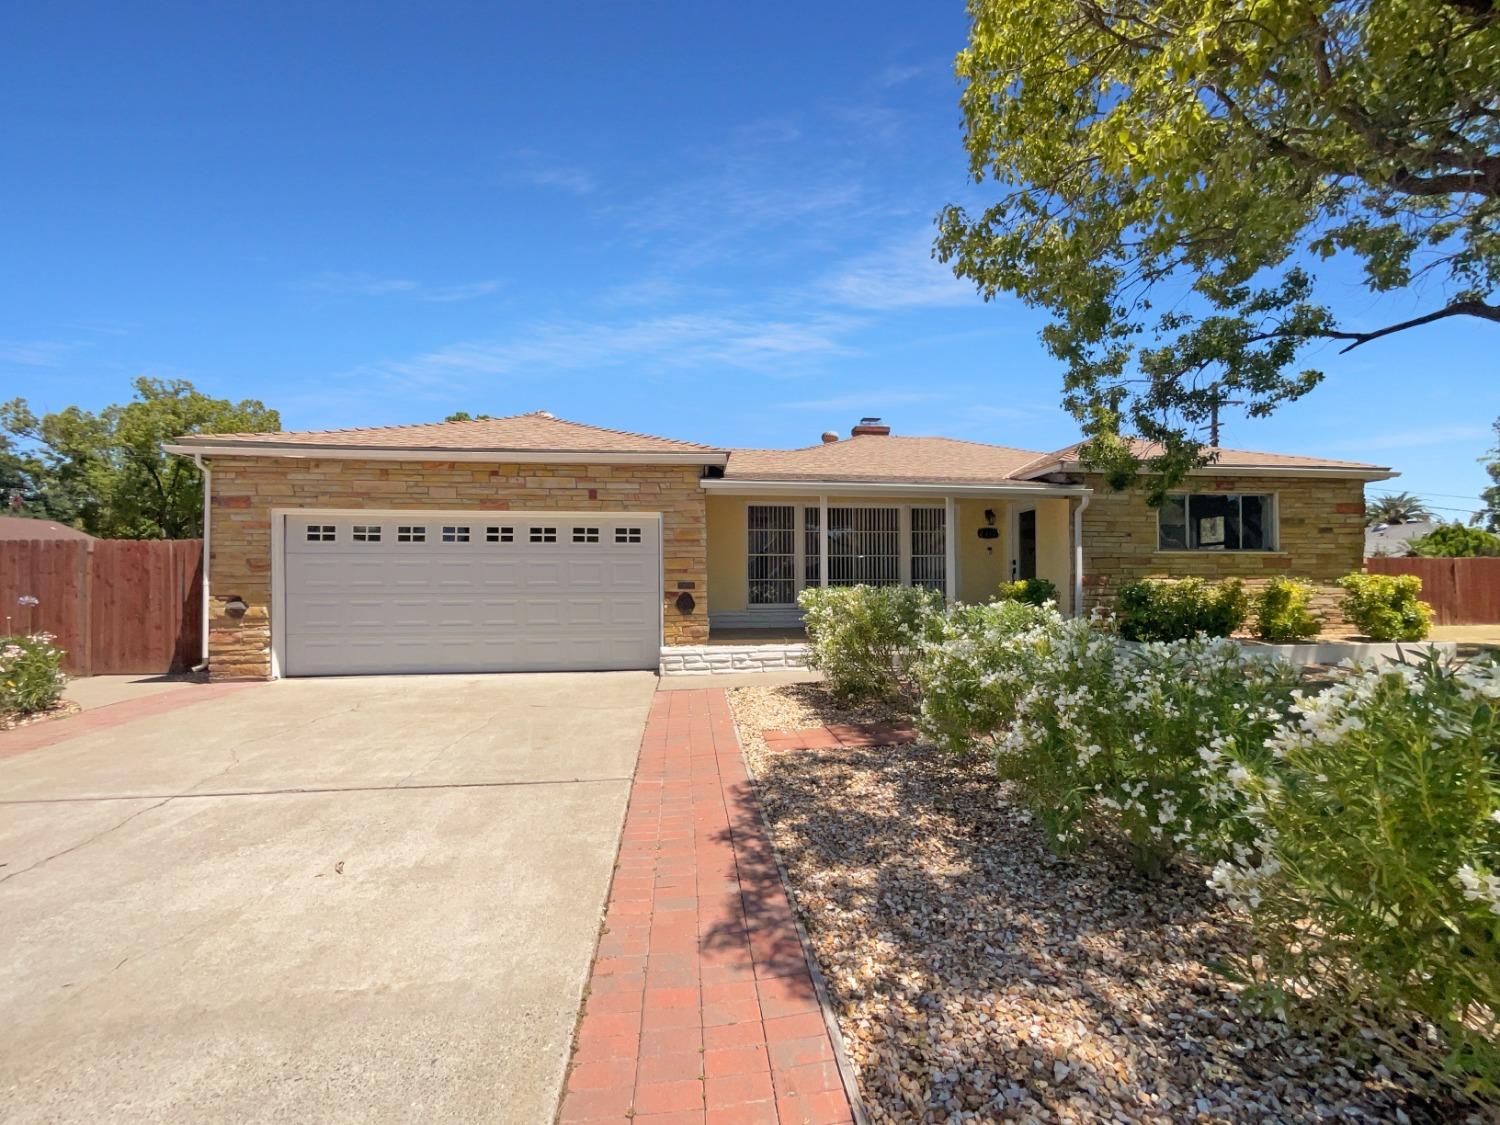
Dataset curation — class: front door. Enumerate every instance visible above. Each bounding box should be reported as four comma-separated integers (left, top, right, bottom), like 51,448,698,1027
1017,509,1037,580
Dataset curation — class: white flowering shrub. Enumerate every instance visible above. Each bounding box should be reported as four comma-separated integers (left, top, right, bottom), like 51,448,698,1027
797,585,944,702
1212,653,1500,1094
913,600,1063,754
996,625,1300,869
1,633,67,718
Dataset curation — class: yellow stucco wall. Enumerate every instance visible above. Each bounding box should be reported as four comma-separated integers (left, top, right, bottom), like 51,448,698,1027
706,495,750,614
1035,498,1073,615
956,499,1006,603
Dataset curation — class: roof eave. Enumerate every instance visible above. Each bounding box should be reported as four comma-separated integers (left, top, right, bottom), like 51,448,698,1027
163,442,729,467
705,477,1092,497
1020,460,1396,482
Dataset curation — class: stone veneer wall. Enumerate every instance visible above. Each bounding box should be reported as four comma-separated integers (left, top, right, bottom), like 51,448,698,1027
205,456,709,679
1076,473,1367,624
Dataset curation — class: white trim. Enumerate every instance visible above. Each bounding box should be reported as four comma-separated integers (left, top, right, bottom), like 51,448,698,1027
1025,460,1395,483
192,453,211,671
165,443,727,467
705,478,1090,498
1072,494,1090,618
818,494,828,589
943,496,957,602
268,506,665,680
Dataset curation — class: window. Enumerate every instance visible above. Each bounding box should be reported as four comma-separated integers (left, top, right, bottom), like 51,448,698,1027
529,526,557,543
486,526,514,543
572,526,600,543
397,525,426,543
614,526,642,544
441,525,471,543
748,505,796,605
827,506,900,586
352,525,380,542
804,508,821,587
910,507,946,591
305,524,335,542
1158,493,1275,551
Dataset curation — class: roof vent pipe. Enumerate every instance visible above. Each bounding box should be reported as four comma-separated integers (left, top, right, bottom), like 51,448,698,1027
821,431,839,444
851,417,891,437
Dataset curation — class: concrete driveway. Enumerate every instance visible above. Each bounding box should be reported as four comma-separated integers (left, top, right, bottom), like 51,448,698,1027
0,672,656,1123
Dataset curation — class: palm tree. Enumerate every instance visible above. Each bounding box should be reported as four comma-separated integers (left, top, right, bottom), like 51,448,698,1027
1365,492,1432,526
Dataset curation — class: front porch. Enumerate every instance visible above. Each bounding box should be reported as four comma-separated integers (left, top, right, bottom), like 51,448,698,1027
701,482,1090,633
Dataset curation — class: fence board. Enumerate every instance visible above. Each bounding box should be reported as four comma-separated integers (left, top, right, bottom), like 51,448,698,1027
0,538,202,674
1365,556,1500,625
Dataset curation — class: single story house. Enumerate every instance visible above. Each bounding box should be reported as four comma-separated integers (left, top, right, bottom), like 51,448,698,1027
165,412,1393,679
1366,519,1436,557
0,515,94,541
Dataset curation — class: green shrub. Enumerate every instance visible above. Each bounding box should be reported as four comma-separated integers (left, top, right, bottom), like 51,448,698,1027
797,585,943,701
1114,577,1248,641
996,577,1059,606
1252,577,1323,643
1409,522,1500,558
1212,654,1500,1095
0,634,67,718
1336,572,1432,641
913,599,1062,754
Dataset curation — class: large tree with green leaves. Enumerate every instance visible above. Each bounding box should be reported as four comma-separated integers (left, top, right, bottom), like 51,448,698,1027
937,0,1499,494
1478,417,1500,531
0,378,279,539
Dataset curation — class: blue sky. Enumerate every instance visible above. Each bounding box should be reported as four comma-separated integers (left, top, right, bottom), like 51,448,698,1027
2,2,1496,518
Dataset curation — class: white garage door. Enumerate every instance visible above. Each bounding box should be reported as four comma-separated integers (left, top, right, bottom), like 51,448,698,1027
281,513,661,676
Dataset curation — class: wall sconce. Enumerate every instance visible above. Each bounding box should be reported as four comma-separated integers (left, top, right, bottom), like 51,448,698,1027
984,509,996,526
224,596,248,619
674,591,696,615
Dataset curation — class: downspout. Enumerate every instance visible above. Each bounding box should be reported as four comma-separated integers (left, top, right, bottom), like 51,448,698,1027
191,453,211,673
1071,493,1091,618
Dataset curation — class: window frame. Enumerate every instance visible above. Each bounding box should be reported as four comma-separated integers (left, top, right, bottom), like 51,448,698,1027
1156,492,1279,553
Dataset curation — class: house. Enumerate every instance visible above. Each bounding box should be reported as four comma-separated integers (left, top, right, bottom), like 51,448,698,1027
164,412,1393,679
1366,519,1436,557
0,515,94,542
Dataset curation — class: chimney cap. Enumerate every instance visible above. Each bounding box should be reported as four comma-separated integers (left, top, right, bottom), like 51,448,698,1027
850,417,891,437
820,431,839,444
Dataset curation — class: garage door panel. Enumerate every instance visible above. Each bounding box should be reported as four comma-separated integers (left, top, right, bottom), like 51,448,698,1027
282,512,661,676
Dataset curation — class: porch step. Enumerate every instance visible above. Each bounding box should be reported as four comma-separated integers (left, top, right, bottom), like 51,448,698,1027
659,642,811,676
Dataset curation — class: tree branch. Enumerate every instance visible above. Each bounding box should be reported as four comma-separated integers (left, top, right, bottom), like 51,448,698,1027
1247,298,1500,353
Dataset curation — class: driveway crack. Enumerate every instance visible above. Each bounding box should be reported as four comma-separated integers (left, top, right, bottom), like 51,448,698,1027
0,796,173,886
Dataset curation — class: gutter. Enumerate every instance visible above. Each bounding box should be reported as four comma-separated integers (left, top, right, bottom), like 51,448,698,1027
161,442,728,468
189,452,210,673
1025,461,1397,483
1072,492,1091,618
702,478,1093,498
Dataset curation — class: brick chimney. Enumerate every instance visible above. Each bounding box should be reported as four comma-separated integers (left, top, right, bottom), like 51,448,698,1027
850,416,890,437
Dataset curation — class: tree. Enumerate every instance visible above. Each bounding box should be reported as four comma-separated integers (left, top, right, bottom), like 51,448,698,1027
1365,491,1432,526
937,0,1500,497
444,411,493,422
1409,521,1500,556
1477,417,1500,531
1,378,279,538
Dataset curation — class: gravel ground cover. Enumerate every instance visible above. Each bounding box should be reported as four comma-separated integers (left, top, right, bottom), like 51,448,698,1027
0,698,80,731
728,682,1468,1124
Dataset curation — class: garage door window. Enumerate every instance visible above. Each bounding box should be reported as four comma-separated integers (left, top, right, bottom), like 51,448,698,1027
397,525,426,543
530,527,558,543
442,525,471,543
572,526,600,543
486,526,514,543
615,526,642,544
306,524,336,542
353,525,381,542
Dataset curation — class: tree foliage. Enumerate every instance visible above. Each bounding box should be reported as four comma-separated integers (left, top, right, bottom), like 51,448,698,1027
1410,521,1500,556
937,0,1500,495
0,378,279,539
444,411,493,422
1479,417,1500,531
1366,490,1433,525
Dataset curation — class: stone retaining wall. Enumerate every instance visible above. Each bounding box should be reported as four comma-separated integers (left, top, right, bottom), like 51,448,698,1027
659,643,811,676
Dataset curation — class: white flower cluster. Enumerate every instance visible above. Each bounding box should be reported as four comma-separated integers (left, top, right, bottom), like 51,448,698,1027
1457,865,1500,917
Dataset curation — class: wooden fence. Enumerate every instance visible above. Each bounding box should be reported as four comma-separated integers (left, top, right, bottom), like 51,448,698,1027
0,539,203,675
1365,556,1500,625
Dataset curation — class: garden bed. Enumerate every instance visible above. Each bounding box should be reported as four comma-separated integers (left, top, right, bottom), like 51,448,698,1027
0,697,80,732
728,682,1461,1123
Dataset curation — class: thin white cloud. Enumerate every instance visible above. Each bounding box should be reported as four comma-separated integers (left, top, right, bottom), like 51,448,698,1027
0,340,79,367
819,231,978,310
506,150,596,195
875,64,925,88
375,310,866,388
296,273,502,302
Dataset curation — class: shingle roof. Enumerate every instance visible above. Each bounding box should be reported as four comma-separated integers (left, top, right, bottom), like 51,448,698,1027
0,516,93,541
1012,439,1390,479
172,411,724,455
723,435,1049,484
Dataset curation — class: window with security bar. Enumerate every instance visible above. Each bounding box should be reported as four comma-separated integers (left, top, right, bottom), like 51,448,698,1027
827,506,900,586
747,504,796,604
910,507,946,591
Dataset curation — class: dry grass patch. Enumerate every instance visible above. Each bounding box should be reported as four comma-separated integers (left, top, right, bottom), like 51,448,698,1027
729,683,1461,1124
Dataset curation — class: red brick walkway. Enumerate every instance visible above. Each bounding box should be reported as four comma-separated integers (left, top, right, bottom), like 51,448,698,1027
560,689,856,1125
0,682,257,760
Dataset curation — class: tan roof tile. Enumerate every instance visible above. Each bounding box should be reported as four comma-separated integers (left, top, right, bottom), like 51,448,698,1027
1014,439,1390,478
173,411,723,455
723,435,1048,485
